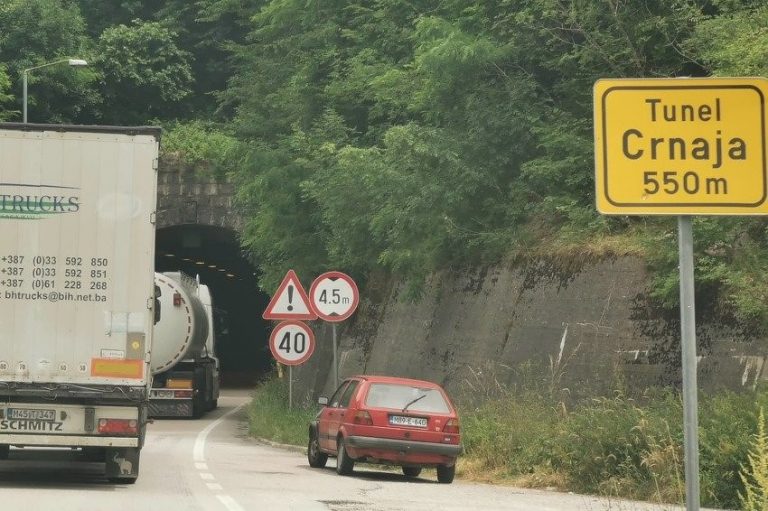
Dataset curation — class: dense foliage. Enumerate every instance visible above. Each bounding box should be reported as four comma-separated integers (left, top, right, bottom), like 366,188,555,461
1,1,768,319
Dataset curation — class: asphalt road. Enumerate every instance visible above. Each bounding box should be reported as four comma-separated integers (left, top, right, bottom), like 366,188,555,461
0,390,724,511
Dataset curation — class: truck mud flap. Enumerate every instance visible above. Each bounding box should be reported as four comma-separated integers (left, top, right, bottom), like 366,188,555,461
106,447,140,483
149,400,193,418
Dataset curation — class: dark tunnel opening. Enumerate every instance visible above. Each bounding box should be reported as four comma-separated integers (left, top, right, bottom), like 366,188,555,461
155,225,271,387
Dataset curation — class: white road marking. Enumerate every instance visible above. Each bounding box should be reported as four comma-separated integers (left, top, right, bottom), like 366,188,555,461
193,403,246,463
216,495,246,511
193,403,249,511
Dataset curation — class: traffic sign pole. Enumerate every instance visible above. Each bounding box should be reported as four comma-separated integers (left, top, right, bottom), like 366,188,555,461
332,323,338,388
678,216,700,511
309,271,360,387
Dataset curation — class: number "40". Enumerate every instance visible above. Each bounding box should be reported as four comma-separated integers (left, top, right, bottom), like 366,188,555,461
278,331,307,354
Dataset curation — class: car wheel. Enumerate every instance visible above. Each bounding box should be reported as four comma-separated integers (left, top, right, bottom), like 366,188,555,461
437,463,455,484
307,431,328,468
402,466,422,478
336,438,354,475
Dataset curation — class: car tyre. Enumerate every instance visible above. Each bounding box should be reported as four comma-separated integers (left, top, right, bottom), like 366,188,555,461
437,463,455,484
0,445,9,460
336,438,354,475
307,431,328,468
402,466,422,478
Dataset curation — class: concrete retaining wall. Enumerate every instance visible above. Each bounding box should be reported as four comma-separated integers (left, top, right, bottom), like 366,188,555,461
289,256,768,405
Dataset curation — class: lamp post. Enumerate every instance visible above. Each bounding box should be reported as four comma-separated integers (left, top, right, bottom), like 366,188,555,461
23,58,88,123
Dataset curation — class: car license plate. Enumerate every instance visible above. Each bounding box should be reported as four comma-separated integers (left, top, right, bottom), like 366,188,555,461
7,407,56,421
389,415,428,428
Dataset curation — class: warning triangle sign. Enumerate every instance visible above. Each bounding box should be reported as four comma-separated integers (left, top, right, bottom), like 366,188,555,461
262,270,317,320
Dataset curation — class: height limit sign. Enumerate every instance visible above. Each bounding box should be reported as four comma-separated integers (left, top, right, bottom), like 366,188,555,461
309,271,359,322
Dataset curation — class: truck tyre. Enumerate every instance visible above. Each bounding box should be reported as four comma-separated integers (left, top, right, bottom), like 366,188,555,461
0,445,9,460
336,438,354,475
109,476,137,484
82,447,105,462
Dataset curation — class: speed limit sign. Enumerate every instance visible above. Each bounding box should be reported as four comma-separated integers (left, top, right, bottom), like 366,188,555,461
269,320,315,366
309,271,359,322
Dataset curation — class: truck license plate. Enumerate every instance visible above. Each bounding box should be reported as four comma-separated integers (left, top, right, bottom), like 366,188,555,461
7,408,56,421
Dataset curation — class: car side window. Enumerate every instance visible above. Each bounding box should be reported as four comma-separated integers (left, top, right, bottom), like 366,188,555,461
338,381,359,408
329,382,350,408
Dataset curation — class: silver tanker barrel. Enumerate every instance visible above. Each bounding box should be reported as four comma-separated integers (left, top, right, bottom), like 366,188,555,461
149,272,219,417
152,272,210,375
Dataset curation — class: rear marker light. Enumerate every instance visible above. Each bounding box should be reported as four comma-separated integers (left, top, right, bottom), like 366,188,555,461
353,411,373,425
174,390,194,398
97,418,138,435
443,418,460,434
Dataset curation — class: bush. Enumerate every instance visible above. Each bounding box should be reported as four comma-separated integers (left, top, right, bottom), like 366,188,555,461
247,377,316,446
160,121,238,180
740,408,768,511
459,388,765,508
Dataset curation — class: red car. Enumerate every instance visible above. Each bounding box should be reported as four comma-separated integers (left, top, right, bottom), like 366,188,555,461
307,375,462,483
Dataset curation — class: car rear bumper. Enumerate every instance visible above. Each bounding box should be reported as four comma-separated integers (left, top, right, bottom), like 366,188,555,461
346,435,462,457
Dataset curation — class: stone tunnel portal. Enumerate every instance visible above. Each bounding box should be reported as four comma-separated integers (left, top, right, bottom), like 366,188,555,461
155,225,271,386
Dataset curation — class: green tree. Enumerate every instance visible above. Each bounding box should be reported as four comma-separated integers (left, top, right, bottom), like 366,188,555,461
95,20,194,124
0,65,14,120
0,0,98,123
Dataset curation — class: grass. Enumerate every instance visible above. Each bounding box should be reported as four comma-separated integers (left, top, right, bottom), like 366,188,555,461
247,377,316,446
246,374,765,509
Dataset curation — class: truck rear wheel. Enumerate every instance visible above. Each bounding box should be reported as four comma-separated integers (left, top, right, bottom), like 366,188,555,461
0,445,9,460
109,476,137,484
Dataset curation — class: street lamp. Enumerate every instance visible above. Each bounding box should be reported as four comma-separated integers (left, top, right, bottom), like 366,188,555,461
23,58,89,123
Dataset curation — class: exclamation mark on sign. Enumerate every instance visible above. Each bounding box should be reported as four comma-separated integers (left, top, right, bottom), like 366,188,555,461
287,285,294,311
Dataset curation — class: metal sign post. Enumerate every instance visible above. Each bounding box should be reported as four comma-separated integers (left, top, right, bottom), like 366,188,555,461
678,216,700,511
310,271,360,389
332,323,338,388
592,77,768,511
288,366,293,410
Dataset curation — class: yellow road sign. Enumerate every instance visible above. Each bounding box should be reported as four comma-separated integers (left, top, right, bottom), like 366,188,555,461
594,78,768,215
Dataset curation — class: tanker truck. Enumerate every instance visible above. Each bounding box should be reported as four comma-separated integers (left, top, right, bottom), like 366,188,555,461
149,272,219,418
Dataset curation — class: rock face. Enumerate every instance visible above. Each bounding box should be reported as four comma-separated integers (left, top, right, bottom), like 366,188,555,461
291,257,767,405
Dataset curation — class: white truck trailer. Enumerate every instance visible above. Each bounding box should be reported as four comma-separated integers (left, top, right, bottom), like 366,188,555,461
149,271,219,418
0,123,160,483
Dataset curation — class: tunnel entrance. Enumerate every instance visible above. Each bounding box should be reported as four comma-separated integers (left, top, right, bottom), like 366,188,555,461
155,225,271,387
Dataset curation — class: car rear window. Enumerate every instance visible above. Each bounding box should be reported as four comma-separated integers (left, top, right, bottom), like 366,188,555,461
364,383,451,413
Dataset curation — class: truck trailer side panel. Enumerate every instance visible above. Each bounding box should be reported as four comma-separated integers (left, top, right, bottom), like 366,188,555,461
0,124,160,482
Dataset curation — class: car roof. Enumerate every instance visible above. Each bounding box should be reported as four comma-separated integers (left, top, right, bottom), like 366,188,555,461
350,374,444,388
